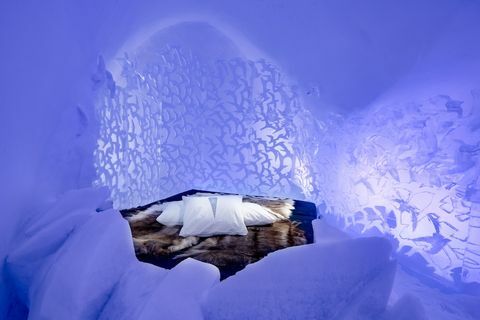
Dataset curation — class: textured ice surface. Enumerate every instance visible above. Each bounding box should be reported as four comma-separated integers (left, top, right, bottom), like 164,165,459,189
203,238,394,319
315,94,480,283
0,203,21,319
98,262,168,320
312,218,350,244
5,185,475,319
98,259,218,320
6,187,111,305
389,267,480,320
6,209,94,305
3,187,223,320
384,294,427,320
27,209,136,320
94,39,480,283
93,46,310,209
129,258,219,320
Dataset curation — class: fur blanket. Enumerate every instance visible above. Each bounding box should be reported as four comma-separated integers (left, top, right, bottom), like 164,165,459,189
123,196,305,278
124,195,295,222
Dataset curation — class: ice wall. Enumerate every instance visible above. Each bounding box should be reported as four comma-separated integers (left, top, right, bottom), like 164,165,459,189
94,24,313,208
96,54,480,285
1,0,479,302
308,94,480,284
0,0,474,201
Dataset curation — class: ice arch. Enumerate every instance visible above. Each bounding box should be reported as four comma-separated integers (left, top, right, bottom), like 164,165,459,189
94,19,480,285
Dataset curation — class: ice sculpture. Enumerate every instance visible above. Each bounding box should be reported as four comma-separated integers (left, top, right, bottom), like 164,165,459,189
94,46,313,208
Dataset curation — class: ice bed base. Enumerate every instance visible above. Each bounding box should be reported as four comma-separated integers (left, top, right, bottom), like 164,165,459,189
121,190,317,279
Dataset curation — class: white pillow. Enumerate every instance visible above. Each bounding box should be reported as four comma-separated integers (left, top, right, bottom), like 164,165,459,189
242,202,278,226
213,195,248,235
180,195,247,237
156,201,184,226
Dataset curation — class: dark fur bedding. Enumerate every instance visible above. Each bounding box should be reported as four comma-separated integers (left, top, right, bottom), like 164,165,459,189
122,193,309,279
129,215,305,267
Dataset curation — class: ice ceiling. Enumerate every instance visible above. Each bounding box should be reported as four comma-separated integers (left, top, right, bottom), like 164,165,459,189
93,21,480,284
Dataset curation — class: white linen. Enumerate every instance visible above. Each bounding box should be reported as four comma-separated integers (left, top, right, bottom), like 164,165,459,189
156,201,184,226
241,202,278,226
180,195,247,237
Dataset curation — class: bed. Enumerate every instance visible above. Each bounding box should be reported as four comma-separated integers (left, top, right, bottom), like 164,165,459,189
121,189,317,279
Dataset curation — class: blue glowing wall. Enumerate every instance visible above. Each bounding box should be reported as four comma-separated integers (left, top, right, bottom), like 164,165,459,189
94,23,313,208
309,94,480,284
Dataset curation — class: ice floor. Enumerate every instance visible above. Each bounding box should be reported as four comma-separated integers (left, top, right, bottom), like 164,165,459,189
389,268,480,320
1,188,479,319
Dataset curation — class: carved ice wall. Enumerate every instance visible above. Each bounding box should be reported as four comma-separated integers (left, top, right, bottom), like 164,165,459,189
93,41,479,283
94,46,312,209
306,94,480,283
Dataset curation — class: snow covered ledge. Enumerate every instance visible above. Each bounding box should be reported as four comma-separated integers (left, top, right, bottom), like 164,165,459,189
1,189,469,319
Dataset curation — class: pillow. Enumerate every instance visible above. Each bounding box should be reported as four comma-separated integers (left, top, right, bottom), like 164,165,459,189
180,195,247,237
156,201,184,226
179,196,215,237
213,195,248,236
242,202,278,226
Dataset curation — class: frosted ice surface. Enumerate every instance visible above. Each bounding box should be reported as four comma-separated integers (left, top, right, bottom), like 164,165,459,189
95,42,480,283
6,187,111,305
383,294,427,320
94,46,311,209
2,186,223,320
312,218,350,244
27,209,136,320
389,267,480,320
133,258,219,320
98,262,168,320
6,209,94,305
21,187,111,238
337,261,397,319
203,238,393,320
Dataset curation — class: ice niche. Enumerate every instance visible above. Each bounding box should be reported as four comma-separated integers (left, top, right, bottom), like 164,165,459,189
92,21,480,285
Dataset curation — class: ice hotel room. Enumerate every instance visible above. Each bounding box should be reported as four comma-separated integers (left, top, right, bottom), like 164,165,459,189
0,0,479,319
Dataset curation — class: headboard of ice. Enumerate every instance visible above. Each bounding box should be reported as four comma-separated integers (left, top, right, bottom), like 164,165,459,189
94,47,312,209
93,22,479,284
309,95,480,284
